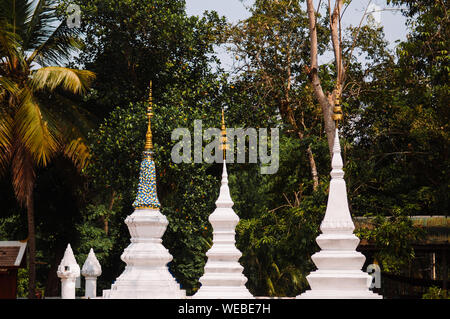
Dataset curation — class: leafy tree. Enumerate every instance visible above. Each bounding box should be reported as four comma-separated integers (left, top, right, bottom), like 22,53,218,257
341,0,449,279
343,0,449,218
355,210,425,273
59,0,238,294
234,135,329,296
226,0,330,190
0,0,94,297
304,0,344,153
61,0,226,116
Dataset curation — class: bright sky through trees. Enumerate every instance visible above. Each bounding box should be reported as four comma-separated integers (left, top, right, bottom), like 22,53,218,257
185,0,408,70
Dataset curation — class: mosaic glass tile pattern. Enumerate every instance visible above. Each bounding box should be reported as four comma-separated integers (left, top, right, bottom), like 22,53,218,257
132,151,161,209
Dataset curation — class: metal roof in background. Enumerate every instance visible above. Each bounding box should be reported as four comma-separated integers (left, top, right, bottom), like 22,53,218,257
0,241,27,268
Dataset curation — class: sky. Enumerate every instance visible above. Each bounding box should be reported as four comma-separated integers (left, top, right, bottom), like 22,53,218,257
185,0,409,71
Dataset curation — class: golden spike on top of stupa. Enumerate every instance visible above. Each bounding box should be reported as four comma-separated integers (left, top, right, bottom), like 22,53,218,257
145,81,154,152
332,82,343,127
221,108,228,160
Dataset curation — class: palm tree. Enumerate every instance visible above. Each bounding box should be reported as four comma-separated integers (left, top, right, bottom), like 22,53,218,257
0,0,95,298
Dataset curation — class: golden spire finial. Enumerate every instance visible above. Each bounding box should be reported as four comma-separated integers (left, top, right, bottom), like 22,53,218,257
221,108,228,160
145,81,154,152
332,82,343,127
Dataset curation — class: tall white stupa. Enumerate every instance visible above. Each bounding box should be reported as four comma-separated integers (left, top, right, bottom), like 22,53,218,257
193,110,253,299
103,82,185,299
297,95,382,299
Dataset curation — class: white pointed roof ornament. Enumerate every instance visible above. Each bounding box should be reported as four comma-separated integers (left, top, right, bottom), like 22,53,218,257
216,160,233,207
82,248,102,278
320,128,355,233
57,244,80,279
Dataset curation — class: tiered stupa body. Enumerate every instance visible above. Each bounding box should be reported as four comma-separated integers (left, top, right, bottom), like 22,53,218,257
298,129,381,299
193,111,253,299
103,82,185,299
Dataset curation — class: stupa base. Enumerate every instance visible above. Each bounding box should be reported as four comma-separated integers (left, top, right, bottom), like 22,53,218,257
296,269,382,299
104,277,186,299
297,289,382,299
193,285,253,299
102,207,186,299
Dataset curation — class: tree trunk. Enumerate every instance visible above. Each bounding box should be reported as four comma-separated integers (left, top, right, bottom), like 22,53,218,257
306,144,319,191
101,190,116,235
283,52,320,189
281,98,320,192
330,0,344,84
11,144,37,298
294,128,319,191
306,0,345,155
26,191,36,299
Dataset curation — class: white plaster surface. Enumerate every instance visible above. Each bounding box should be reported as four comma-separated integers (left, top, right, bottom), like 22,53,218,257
104,209,186,299
298,130,382,299
57,244,80,299
82,248,102,298
193,161,253,299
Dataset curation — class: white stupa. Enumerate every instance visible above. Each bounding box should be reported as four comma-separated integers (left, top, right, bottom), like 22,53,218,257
82,248,102,299
193,110,253,299
297,129,382,299
103,82,185,299
57,244,80,299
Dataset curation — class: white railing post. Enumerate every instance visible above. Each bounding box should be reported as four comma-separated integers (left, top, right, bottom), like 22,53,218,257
82,248,102,299
57,244,80,299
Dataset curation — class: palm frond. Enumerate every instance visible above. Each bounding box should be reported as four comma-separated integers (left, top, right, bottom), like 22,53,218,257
0,75,20,98
30,66,95,94
37,95,91,171
15,87,58,166
0,20,24,69
37,92,94,170
271,262,281,279
0,109,13,175
63,137,90,171
266,277,276,296
22,0,59,52
0,0,33,33
27,16,82,66
39,90,96,136
40,93,94,170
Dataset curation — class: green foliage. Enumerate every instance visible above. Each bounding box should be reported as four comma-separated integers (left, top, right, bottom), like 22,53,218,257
343,0,449,219
236,184,327,296
0,213,26,239
229,134,329,296
16,268,29,298
226,0,329,145
57,0,232,295
61,0,226,115
355,209,425,273
75,204,117,264
422,286,450,299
